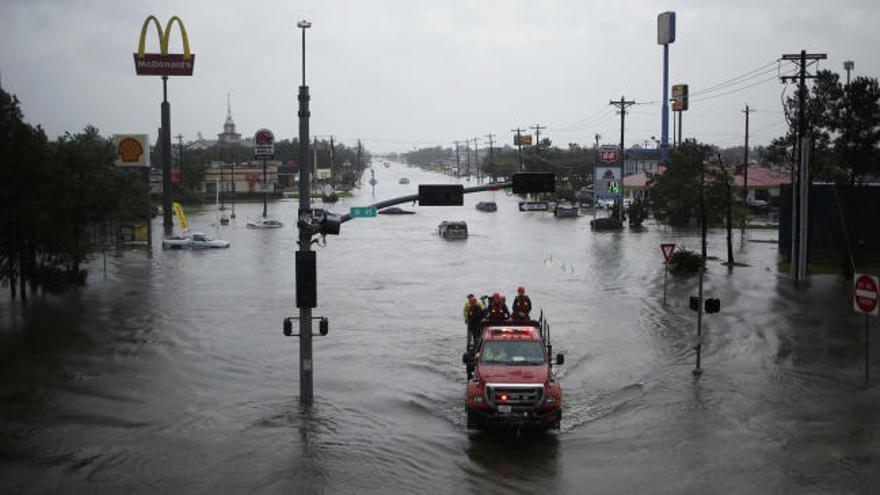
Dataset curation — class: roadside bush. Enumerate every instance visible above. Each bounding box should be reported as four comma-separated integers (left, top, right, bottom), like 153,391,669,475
669,248,704,274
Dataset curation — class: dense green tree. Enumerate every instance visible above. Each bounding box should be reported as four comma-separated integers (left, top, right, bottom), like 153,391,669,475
1,87,149,297
651,139,727,226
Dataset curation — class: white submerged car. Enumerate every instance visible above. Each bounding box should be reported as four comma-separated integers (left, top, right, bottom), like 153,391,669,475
247,218,285,229
162,233,230,250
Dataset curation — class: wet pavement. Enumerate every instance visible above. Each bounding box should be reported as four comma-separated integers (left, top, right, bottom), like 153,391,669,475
1,161,878,493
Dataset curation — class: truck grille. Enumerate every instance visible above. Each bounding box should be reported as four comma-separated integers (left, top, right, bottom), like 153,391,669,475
486,384,544,411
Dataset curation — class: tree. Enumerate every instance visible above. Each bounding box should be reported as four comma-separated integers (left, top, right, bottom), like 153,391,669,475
834,76,880,185
649,140,715,226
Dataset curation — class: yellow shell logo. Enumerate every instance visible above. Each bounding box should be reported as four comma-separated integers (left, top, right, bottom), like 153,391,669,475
118,137,144,163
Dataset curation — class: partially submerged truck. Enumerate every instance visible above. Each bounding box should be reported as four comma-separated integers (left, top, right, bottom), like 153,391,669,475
463,314,564,431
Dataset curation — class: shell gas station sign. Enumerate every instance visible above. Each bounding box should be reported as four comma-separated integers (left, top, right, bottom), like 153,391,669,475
113,134,150,167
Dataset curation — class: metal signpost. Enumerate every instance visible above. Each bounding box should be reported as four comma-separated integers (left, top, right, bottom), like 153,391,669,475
854,273,878,385
658,11,675,163
254,128,275,218
133,15,194,232
661,243,676,305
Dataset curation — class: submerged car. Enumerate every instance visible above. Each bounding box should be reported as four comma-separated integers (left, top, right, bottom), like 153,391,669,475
162,233,230,249
247,218,284,228
554,202,578,217
439,221,468,240
378,207,415,215
189,233,230,249
475,201,498,212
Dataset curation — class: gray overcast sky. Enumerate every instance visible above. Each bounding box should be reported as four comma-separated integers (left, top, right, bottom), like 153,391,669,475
2,0,878,153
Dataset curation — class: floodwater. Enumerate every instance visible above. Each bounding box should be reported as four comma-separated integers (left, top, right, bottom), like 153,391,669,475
1,162,877,493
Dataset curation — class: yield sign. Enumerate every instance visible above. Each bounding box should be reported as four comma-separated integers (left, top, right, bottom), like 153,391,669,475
854,273,879,316
661,243,676,263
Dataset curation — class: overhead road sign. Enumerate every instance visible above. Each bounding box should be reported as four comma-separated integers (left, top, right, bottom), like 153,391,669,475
350,206,377,218
519,201,549,212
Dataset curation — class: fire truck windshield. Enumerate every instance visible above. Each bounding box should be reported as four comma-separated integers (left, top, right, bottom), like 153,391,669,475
479,340,545,365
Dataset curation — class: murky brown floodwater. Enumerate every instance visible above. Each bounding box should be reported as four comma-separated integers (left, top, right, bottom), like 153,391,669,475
1,162,877,493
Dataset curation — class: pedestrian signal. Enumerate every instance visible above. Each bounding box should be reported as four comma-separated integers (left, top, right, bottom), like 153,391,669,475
704,298,721,314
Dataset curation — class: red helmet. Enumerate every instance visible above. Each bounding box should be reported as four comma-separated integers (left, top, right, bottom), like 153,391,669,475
492,292,501,301
517,286,525,294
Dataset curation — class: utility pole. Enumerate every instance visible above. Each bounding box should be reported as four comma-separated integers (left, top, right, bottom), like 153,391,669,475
609,96,635,224
329,135,335,184
742,105,754,205
844,60,854,85
453,141,461,177
781,49,827,283
530,124,546,152
593,133,600,221
484,133,495,181
694,152,707,376
464,140,471,179
175,134,184,170
512,128,526,171
472,137,479,183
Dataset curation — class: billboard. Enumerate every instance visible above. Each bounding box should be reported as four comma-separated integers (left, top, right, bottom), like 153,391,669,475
598,145,620,163
134,16,195,76
658,11,676,45
113,134,150,167
672,84,689,111
515,134,533,146
254,128,275,159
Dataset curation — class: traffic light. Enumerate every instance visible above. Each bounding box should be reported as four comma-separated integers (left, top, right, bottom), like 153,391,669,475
704,298,721,314
419,184,464,206
312,209,341,235
512,172,555,194
296,251,317,308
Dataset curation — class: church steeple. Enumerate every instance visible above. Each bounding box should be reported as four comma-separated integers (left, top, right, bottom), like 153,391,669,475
218,92,241,144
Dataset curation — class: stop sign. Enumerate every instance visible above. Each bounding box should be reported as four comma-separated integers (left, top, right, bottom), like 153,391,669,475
854,273,879,315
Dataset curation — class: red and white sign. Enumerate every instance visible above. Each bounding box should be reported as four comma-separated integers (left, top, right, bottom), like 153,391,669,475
661,243,676,263
854,273,879,316
599,145,620,163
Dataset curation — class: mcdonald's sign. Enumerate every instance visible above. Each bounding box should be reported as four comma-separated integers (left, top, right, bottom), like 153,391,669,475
133,15,194,76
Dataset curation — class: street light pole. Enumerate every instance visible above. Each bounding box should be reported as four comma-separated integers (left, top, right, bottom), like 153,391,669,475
296,19,314,403
161,76,173,231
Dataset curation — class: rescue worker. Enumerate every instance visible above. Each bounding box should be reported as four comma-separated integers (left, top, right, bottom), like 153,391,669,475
463,294,484,347
512,286,532,321
486,292,510,322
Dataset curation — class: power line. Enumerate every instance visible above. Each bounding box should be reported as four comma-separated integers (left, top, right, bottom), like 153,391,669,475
690,59,780,96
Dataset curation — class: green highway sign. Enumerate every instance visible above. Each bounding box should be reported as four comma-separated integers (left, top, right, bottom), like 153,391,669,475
350,206,377,218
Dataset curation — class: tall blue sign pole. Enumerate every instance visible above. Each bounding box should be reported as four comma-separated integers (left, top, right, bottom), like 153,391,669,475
658,11,676,163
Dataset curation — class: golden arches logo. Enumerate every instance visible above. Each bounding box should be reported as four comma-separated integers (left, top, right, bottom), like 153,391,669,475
133,15,194,76
137,15,191,59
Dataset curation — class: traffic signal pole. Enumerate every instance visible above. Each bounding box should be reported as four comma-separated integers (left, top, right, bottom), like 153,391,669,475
296,21,314,403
